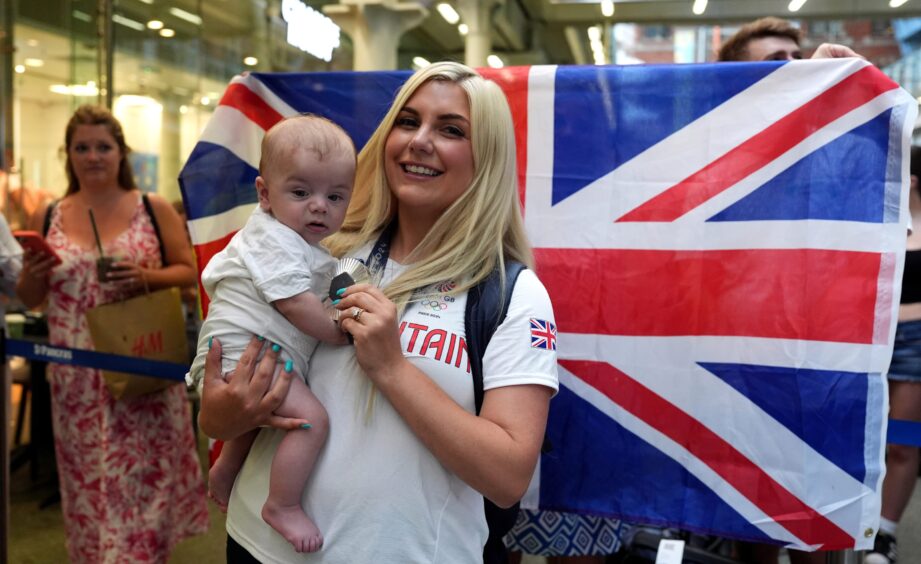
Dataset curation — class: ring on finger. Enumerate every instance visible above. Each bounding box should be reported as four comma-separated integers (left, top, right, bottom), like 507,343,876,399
352,307,364,321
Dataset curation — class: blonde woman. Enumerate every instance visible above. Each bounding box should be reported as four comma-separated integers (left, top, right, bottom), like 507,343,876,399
199,62,559,563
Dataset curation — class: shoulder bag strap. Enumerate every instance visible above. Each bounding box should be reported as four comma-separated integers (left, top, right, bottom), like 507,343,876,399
42,199,59,237
141,193,166,264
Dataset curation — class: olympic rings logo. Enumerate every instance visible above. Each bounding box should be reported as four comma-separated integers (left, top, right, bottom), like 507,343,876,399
421,300,448,311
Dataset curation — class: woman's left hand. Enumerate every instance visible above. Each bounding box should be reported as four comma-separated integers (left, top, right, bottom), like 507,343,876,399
336,283,406,380
106,260,148,293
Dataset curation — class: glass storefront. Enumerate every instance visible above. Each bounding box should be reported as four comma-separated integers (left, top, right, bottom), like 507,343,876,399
2,0,351,228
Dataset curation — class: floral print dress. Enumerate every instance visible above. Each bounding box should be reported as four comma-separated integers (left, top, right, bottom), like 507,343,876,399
44,195,209,563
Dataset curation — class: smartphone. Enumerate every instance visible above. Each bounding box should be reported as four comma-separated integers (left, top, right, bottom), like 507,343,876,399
13,230,62,266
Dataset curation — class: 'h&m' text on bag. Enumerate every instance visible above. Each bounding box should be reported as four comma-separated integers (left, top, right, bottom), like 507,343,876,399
86,286,187,399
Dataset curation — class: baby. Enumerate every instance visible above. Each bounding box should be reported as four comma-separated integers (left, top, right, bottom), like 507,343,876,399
189,114,354,553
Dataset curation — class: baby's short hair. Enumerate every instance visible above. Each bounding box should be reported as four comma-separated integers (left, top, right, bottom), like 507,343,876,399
259,114,356,175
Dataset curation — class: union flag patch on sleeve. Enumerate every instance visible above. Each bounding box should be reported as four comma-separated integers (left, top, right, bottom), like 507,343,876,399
529,318,557,350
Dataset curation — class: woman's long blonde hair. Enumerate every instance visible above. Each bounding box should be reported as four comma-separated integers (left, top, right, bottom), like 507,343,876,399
325,62,533,309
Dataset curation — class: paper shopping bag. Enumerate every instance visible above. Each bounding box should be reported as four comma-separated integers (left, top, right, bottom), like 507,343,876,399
86,287,188,399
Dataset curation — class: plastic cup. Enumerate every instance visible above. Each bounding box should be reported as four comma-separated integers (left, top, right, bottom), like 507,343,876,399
96,256,121,283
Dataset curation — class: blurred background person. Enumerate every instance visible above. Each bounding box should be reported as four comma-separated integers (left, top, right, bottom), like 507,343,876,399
0,210,22,314
0,168,56,232
865,146,921,564
717,16,860,63
15,105,208,563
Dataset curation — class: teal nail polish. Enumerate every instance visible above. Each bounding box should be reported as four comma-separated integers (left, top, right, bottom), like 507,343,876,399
208,335,213,350
285,359,293,372
335,288,346,296
257,335,265,341
271,343,281,353
300,423,312,429
331,298,340,305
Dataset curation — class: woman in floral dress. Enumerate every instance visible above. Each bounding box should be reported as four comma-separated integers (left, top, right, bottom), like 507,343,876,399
16,105,208,563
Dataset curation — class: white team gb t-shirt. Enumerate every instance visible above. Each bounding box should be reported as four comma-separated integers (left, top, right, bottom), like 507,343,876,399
226,250,559,564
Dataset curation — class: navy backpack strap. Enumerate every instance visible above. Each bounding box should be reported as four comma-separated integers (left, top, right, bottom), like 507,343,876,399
466,261,526,415
141,193,166,264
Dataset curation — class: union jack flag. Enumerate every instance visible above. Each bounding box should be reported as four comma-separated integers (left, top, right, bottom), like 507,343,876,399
530,318,558,350
179,60,915,552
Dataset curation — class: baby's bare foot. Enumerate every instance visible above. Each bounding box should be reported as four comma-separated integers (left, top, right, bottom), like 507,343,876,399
208,460,236,512
262,500,323,553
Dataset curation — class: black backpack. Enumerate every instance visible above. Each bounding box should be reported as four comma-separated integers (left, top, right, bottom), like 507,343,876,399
464,261,528,564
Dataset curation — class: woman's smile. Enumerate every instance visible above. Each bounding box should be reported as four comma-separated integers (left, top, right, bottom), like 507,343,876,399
401,163,443,177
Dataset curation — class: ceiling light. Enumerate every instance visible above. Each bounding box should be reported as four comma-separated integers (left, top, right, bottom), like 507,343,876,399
180,105,189,114
200,96,211,106
243,56,258,66
23,58,44,67
487,54,504,68
14,65,25,74
115,95,162,110
788,0,807,11
137,0,154,4
412,56,431,68
147,19,164,30
169,7,202,25
436,3,460,24
588,26,606,65
692,0,707,15
50,82,100,96
601,0,614,17
159,28,175,37
113,14,145,31
890,0,909,6
458,23,469,35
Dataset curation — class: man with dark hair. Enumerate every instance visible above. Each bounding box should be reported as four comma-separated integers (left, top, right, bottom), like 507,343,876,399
718,16,860,62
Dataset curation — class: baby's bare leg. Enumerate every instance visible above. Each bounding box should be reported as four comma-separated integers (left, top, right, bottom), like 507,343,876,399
209,429,259,512
261,377,329,553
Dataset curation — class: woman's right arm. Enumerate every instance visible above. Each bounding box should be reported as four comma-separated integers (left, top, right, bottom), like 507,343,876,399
16,203,55,308
198,335,313,440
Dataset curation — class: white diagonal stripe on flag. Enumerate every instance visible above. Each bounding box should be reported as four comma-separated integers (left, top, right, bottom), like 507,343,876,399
187,203,254,246
198,105,264,170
